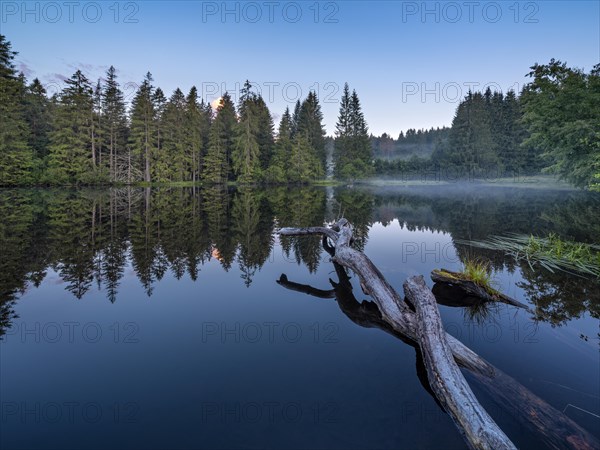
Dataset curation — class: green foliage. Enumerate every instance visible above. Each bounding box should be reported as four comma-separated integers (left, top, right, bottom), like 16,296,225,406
2,35,597,189
437,91,498,172
102,66,129,182
333,83,373,179
297,91,327,168
129,72,156,183
232,82,265,184
203,92,237,184
288,133,323,183
47,70,97,184
0,35,34,185
265,107,293,184
24,78,52,160
159,88,188,181
463,233,600,278
521,60,600,189
458,259,497,294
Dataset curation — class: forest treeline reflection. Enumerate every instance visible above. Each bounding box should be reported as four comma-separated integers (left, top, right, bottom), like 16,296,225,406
1,185,598,336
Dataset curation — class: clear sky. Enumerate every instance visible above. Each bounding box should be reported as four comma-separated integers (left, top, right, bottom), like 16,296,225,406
2,0,599,136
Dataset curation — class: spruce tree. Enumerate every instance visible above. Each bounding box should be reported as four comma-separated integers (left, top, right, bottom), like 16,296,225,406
0,35,33,185
333,83,351,178
203,92,236,183
254,95,275,169
102,66,128,181
445,91,497,174
349,89,372,174
24,78,52,161
265,107,292,183
333,84,372,179
152,87,167,180
291,99,301,138
233,81,262,183
160,88,187,181
184,86,204,183
129,72,155,183
297,91,326,169
47,70,94,183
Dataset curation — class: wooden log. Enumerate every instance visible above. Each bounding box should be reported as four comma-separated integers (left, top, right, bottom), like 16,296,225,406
278,220,600,450
431,269,531,311
405,275,515,450
281,220,495,377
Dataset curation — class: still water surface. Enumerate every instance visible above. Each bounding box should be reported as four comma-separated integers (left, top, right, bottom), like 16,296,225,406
1,184,598,449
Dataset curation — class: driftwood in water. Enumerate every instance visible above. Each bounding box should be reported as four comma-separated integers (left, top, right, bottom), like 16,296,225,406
278,220,599,450
281,220,513,449
406,275,514,449
282,221,491,376
431,269,531,311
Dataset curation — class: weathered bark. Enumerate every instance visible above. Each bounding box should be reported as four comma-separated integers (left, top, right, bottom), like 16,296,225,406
405,275,515,450
278,220,599,450
431,269,531,311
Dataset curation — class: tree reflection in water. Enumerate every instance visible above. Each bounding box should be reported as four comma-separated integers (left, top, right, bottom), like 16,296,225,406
0,185,598,337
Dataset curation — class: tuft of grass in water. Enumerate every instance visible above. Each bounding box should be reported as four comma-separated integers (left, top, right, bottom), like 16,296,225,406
459,234,600,278
459,259,499,296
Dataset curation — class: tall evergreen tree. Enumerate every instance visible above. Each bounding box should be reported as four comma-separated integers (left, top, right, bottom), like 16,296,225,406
297,91,327,168
160,88,187,181
233,81,262,183
0,35,33,185
184,86,204,183
265,107,292,183
47,70,95,183
291,99,301,138
91,79,103,170
152,87,167,180
443,91,497,172
203,92,236,183
288,133,323,183
129,72,155,183
334,83,372,179
348,89,372,172
102,66,128,181
333,83,351,178
24,78,52,161
254,95,275,169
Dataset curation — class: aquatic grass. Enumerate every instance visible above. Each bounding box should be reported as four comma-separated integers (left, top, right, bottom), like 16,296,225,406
437,259,500,297
461,259,495,289
459,234,600,278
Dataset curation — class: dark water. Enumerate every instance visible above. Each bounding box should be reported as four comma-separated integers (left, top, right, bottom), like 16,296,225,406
1,184,598,450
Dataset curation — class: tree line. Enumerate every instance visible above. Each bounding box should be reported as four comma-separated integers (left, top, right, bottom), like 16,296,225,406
2,33,598,189
0,35,372,186
374,60,600,190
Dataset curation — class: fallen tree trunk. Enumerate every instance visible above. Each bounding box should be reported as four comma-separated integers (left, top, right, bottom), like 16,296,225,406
406,275,515,450
279,219,599,450
431,269,531,311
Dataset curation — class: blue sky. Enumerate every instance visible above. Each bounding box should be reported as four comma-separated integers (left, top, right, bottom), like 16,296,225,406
2,1,599,136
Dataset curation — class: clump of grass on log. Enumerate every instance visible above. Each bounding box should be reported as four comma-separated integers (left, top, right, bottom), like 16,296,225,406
436,258,500,297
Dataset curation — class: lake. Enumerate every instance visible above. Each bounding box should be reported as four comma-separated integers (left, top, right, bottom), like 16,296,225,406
1,183,598,449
